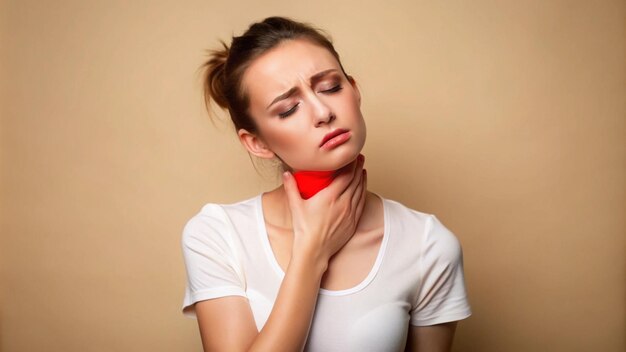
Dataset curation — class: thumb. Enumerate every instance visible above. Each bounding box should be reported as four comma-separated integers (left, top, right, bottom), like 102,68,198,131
282,171,303,208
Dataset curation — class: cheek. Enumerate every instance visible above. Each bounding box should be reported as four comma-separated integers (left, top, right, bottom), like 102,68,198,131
339,89,361,114
263,126,303,152
337,97,363,124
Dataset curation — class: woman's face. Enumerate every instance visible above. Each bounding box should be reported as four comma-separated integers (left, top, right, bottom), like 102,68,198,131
239,39,366,172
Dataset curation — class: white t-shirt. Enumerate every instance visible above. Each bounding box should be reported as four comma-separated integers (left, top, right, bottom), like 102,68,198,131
181,193,471,351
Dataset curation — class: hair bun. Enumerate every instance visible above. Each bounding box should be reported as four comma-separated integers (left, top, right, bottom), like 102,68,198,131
203,40,230,110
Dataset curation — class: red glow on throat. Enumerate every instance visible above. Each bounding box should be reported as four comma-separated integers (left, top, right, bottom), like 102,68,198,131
292,170,336,199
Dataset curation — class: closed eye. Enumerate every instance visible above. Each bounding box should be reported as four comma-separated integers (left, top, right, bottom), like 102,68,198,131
277,85,341,119
278,103,299,119
321,85,342,93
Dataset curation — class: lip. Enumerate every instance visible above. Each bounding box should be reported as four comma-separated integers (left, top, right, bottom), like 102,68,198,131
319,129,350,148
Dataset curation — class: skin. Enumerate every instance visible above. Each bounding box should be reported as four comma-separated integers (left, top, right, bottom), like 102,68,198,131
195,38,459,351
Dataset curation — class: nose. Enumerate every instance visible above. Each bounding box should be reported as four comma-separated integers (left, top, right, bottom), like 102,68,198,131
310,96,335,127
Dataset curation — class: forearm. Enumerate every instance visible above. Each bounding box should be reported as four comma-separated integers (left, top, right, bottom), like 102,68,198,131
248,249,327,352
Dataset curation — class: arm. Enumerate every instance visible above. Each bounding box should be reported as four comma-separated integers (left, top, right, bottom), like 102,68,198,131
407,215,471,352
194,155,367,352
404,322,458,352
195,251,327,352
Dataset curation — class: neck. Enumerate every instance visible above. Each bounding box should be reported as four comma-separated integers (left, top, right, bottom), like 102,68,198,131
292,169,336,199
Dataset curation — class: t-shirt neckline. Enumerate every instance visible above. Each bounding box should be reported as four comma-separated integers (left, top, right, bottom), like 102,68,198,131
255,192,390,296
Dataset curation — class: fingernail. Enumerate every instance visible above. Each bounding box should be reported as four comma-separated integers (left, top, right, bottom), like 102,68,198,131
283,172,290,179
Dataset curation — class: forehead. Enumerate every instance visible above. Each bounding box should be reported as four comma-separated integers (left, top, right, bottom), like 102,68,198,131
242,39,341,104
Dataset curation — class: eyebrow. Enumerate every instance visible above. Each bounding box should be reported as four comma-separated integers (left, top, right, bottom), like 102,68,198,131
266,69,339,109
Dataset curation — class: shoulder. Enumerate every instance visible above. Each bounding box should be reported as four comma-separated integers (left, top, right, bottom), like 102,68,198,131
181,195,259,248
422,214,463,264
379,195,463,260
379,195,432,228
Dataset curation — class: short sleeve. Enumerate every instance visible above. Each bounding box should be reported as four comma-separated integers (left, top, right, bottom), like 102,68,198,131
181,203,247,319
410,215,472,326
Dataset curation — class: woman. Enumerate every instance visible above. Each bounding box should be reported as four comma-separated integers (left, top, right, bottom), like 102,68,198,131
181,16,471,351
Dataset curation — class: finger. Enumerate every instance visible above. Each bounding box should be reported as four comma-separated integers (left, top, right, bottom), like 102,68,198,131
339,154,364,197
282,171,302,209
320,154,362,196
354,169,367,221
351,169,366,211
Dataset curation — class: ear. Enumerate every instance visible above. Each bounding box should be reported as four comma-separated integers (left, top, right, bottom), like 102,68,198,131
237,128,276,159
347,75,361,106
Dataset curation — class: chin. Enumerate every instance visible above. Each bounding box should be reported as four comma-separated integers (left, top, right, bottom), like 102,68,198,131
326,146,364,171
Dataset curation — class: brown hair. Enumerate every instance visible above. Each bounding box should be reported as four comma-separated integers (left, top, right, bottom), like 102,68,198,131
202,16,349,136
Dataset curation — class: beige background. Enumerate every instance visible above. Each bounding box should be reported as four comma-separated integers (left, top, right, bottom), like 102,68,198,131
1,0,624,351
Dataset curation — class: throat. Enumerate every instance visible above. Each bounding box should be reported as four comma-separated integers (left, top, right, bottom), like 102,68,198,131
292,170,336,199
